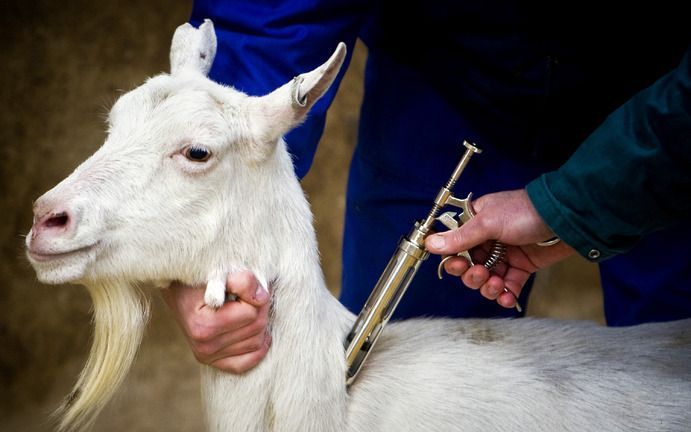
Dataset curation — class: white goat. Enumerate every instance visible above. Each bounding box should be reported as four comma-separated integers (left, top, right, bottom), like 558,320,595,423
26,20,691,432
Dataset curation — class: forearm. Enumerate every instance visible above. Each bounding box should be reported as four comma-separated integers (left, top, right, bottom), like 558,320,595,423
527,45,691,261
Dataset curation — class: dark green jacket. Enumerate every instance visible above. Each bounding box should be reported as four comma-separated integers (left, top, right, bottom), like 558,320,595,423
527,46,691,262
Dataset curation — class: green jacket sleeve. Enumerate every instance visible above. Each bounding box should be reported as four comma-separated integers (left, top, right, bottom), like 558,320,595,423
526,45,691,262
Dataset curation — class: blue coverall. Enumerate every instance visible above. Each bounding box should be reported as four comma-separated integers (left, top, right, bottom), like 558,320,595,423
190,0,691,325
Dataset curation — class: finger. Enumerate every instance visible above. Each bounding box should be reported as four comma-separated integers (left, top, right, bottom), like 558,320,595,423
480,275,505,300
227,271,270,307
206,329,270,362
194,325,268,363
502,267,531,296
461,264,490,289
497,291,518,309
197,299,263,335
442,256,472,277
182,300,261,346
193,300,268,346
496,267,531,308
214,299,270,345
425,215,498,256
209,332,272,374
187,298,270,366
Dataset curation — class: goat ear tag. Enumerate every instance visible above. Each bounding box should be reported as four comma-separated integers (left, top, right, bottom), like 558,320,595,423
248,42,347,148
292,76,308,107
170,19,217,76
293,42,347,109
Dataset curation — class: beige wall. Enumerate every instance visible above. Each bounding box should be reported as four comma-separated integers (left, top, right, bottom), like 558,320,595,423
0,1,602,430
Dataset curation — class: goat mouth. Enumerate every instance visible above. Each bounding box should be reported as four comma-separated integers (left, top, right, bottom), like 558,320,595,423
27,243,98,263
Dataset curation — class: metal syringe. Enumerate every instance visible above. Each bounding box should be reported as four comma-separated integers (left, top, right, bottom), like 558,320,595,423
344,141,491,386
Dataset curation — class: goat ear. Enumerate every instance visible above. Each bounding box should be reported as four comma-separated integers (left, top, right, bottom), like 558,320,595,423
247,43,347,152
170,19,217,76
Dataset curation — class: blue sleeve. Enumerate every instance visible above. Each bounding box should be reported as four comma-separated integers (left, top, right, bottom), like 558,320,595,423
526,45,691,261
190,0,367,178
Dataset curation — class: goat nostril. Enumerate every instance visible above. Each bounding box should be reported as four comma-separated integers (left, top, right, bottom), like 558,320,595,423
44,212,69,229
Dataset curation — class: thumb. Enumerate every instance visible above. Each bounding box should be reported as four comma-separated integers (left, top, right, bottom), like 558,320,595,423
425,215,495,255
227,271,270,307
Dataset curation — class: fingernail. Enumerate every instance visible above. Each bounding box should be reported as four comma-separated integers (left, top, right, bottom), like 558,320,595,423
447,266,462,277
430,235,446,250
255,284,269,302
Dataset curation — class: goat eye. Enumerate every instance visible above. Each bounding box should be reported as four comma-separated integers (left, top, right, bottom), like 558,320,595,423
185,146,211,162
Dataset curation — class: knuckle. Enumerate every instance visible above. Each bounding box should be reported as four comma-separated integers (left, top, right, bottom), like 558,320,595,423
220,303,257,328
448,228,465,247
475,214,493,233
228,271,257,297
214,359,243,374
462,271,481,289
193,341,217,359
244,322,264,339
253,313,269,331
247,335,265,352
480,283,498,300
444,257,468,276
188,323,215,343
226,365,244,374
240,305,260,324
213,356,255,375
478,213,503,240
246,348,268,369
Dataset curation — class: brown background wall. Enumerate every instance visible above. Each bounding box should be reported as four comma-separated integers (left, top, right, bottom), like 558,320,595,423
0,1,602,430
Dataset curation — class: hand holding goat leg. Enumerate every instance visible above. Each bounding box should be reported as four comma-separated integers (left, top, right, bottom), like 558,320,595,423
163,271,271,374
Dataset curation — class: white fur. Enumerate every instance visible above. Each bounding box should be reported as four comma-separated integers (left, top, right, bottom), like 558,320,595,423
26,20,691,432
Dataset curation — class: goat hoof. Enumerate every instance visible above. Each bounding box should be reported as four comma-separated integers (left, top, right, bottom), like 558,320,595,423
204,278,226,308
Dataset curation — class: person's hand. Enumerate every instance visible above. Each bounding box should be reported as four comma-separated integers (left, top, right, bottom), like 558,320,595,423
425,189,575,309
162,271,271,373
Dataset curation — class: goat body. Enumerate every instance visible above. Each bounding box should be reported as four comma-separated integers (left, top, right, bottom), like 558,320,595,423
26,20,691,432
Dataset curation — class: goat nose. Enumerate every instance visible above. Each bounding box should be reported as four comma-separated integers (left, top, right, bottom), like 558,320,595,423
32,198,75,238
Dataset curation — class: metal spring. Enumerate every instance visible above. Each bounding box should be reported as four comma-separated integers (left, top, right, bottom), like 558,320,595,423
483,240,507,270
483,241,522,312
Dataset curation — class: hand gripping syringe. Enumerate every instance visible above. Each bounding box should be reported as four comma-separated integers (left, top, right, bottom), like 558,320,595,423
343,141,519,386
